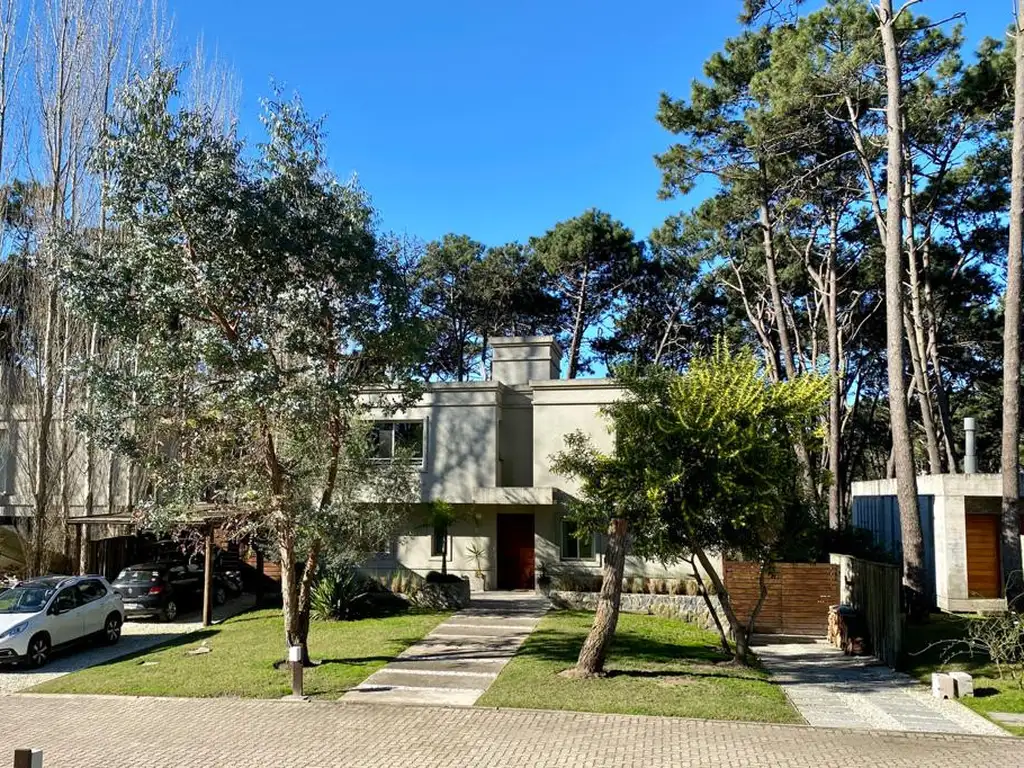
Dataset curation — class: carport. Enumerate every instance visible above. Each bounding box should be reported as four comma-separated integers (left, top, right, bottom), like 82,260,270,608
72,505,234,627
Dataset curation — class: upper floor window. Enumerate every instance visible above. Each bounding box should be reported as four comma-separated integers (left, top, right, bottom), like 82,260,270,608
561,520,594,560
369,421,425,462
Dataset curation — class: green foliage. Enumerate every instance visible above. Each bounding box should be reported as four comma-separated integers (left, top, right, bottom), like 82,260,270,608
554,343,827,568
530,209,644,377
416,234,558,381
59,64,421,560
650,342,829,562
311,568,408,622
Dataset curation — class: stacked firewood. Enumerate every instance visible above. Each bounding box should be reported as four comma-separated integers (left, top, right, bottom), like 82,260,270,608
828,605,870,656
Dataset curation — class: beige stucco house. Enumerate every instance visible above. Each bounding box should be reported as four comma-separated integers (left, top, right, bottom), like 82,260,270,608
1,338,707,589
361,336,706,592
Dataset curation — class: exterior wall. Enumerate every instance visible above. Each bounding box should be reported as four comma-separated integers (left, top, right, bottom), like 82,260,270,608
850,493,936,603
1,404,132,524
531,380,621,495
498,385,533,487
364,382,502,504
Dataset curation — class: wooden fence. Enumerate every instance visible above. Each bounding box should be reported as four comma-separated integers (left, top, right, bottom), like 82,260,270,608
724,561,839,636
833,554,903,667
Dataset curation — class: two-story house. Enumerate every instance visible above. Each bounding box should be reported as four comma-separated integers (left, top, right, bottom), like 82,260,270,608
361,335,703,592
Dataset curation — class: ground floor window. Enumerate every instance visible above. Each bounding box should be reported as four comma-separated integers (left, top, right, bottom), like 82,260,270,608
431,522,448,559
561,520,594,560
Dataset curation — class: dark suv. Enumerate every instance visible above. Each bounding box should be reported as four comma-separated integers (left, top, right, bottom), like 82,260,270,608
111,562,226,621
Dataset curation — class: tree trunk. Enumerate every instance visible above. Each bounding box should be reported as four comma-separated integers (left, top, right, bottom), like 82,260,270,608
692,547,753,665
566,518,628,678
878,0,927,606
688,558,731,655
566,270,589,379
903,312,942,474
758,191,816,497
826,214,843,528
31,287,59,576
279,528,300,653
294,538,321,666
1001,0,1024,607
903,177,943,473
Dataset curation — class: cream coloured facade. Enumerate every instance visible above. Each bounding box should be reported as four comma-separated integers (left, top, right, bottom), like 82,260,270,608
362,336,711,592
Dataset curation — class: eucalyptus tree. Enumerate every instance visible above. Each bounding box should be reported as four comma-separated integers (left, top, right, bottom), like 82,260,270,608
60,65,421,660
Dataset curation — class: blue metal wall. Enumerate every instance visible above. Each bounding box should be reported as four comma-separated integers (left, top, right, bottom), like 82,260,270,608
851,494,935,604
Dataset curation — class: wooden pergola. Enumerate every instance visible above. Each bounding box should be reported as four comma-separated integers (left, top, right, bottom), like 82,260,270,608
72,505,237,627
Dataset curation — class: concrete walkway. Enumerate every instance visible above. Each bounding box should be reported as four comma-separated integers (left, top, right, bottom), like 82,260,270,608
343,592,547,706
755,638,1006,736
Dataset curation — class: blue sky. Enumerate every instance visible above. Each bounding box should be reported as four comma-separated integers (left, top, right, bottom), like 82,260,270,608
167,0,1009,247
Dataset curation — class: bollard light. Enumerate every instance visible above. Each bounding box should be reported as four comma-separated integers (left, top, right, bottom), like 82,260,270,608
289,645,304,698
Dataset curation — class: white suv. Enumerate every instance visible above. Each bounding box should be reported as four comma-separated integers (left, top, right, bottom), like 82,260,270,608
0,575,124,668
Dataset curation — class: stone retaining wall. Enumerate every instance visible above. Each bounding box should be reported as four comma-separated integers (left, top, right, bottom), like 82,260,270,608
548,590,723,630
407,579,472,610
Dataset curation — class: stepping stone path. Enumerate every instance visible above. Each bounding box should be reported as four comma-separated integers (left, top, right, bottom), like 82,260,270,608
754,638,1008,736
344,592,547,706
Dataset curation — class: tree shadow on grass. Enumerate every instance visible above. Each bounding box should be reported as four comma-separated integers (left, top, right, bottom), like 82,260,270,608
515,625,730,669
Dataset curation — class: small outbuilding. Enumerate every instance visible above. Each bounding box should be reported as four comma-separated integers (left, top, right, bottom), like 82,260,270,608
851,473,1024,612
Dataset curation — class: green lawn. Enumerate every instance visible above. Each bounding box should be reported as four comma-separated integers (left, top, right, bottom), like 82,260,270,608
900,614,1024,736
477,611,800,723
31,608,448,699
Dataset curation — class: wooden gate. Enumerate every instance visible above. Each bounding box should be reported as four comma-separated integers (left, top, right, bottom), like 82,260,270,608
724,561,839,636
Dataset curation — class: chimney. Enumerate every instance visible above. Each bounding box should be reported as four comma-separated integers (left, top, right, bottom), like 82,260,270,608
489,336,562,385
963,417,977,475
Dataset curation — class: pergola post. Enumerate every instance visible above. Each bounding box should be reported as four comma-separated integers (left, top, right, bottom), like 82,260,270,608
202,525,214,627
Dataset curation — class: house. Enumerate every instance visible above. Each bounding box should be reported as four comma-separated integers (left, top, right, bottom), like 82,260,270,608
360,335,708,592
851,472,1024,612
0,337,707,590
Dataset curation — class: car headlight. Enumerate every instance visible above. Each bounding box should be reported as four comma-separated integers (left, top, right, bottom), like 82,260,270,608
0,623,28,642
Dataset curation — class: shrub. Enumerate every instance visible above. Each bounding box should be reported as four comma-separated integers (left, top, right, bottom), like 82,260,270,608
311,569,408,621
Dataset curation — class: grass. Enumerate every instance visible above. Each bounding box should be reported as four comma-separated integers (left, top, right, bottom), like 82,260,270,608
476,611,800,723
900,613,1024,736
30,608,448,699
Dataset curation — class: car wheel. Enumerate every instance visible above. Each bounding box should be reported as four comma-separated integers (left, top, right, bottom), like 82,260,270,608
163,600,178,622
27,633,50,668
104,613,123,645
214,586,227,606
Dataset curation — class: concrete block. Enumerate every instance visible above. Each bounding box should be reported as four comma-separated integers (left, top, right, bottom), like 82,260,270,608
931,672,956,699
949,671,974,697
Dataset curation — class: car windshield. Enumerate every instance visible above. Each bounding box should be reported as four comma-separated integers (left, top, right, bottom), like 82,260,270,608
116,569,161,583
0,586,54,614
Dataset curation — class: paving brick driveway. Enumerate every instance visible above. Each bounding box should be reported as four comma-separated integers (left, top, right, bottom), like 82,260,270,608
1,695,1020,768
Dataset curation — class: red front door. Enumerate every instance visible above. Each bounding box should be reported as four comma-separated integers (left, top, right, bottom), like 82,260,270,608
497,514,535,590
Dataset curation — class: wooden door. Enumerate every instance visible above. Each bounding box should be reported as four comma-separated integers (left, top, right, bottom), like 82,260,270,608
497,514,535,590
966,514,1001,599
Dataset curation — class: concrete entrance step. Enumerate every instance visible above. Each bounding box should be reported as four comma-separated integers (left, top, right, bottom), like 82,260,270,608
365,669,497,689
345,684,486,707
